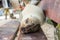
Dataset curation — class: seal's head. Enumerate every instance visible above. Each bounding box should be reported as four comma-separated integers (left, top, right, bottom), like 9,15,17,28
20,17,40,34
20,4,45,34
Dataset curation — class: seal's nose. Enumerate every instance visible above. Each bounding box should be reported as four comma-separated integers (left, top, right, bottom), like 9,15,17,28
21,27,25,32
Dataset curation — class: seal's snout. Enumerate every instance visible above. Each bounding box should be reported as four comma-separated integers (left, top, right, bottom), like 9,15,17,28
20,23,40,34
21,27,27,33
21,27,25,32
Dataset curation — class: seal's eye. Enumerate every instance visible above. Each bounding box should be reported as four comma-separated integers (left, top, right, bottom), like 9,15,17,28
25,18,33,25
21,27,26,32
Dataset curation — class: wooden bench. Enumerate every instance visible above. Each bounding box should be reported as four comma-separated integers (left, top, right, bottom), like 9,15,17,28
0,21,20,40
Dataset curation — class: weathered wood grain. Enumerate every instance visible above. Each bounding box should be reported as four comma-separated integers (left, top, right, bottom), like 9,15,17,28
0,21,20,40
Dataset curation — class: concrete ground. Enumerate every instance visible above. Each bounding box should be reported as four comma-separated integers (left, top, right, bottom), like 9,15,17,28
0,14,20,26
0,19,11,27
41,23,55,40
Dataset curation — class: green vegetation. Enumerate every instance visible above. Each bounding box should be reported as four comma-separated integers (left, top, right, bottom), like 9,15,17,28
56,24,60,40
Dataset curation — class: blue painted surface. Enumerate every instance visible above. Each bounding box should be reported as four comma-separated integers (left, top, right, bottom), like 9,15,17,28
0,9,4,16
